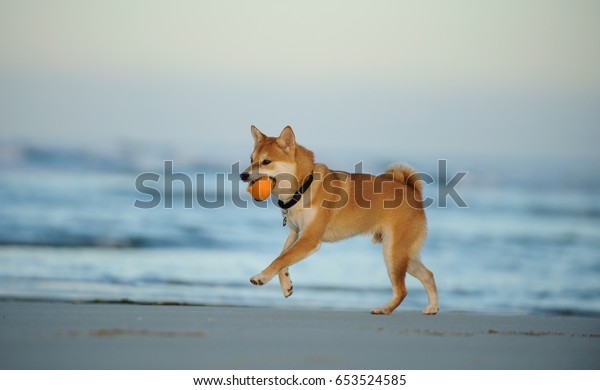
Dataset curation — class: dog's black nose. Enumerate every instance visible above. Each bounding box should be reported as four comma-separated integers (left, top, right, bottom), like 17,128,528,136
240,172,250,181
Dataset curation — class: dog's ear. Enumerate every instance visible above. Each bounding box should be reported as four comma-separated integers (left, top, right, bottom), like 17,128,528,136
277,125,296,151
251,125,266,145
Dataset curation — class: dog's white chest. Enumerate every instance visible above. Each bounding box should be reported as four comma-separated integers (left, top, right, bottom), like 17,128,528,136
284,206,316,232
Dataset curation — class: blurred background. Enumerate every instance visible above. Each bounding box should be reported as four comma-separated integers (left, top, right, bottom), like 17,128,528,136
1,0,599,315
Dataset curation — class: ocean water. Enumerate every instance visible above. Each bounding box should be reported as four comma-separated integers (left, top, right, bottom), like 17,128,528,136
1,144,599,316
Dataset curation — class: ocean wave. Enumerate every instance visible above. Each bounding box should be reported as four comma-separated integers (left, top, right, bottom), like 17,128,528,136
0,234,225,249
533,307,600,318
527,205,600,220
0,274,392,295
0,145,135,173
0,143,230,174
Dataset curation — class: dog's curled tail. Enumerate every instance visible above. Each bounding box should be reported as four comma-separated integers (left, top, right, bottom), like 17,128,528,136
385,164,423,194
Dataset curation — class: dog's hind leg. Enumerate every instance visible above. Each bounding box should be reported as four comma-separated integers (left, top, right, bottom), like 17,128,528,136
371,233,409,315
407,259,438,315
277,230,297,298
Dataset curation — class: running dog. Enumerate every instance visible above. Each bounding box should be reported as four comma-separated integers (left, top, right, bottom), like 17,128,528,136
240,125,438,315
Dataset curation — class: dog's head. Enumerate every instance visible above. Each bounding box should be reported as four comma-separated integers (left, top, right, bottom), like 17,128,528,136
240,125,301,196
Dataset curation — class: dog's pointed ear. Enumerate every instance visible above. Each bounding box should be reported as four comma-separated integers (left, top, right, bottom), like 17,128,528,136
251,125,266,145
277,125,296,151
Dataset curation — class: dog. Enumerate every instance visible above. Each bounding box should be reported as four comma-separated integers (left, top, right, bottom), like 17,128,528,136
240,125,438,315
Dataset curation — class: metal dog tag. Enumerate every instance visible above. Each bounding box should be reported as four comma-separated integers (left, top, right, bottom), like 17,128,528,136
282,209,288,227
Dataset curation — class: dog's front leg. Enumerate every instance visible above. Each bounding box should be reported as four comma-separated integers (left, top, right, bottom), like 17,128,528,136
250,231,322,287
278,230,298,298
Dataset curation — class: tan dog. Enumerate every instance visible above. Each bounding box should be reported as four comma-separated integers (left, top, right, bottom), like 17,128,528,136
240,125,438,315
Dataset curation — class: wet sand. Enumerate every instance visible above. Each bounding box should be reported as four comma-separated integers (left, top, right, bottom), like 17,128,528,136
1,301,598,369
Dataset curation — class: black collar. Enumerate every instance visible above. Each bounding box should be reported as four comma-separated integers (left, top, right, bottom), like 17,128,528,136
277,172,314,210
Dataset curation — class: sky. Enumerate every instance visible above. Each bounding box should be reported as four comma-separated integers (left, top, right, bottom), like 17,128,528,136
1,0,599,162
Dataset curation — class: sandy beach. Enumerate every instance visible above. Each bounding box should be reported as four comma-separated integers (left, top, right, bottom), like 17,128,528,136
0,301,598,369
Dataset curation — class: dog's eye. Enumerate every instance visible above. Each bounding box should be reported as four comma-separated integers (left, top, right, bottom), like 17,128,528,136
262,159,271,166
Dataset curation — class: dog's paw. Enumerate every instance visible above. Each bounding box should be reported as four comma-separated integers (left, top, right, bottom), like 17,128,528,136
250,272,272,286
370,306,393,315
422,305,439,315
278,270,293,298
283,284,293,298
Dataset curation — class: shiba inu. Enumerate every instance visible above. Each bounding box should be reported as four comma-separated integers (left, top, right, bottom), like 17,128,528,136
240,125,438,315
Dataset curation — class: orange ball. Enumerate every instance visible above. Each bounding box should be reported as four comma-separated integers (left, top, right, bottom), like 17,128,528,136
247,176,274,201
